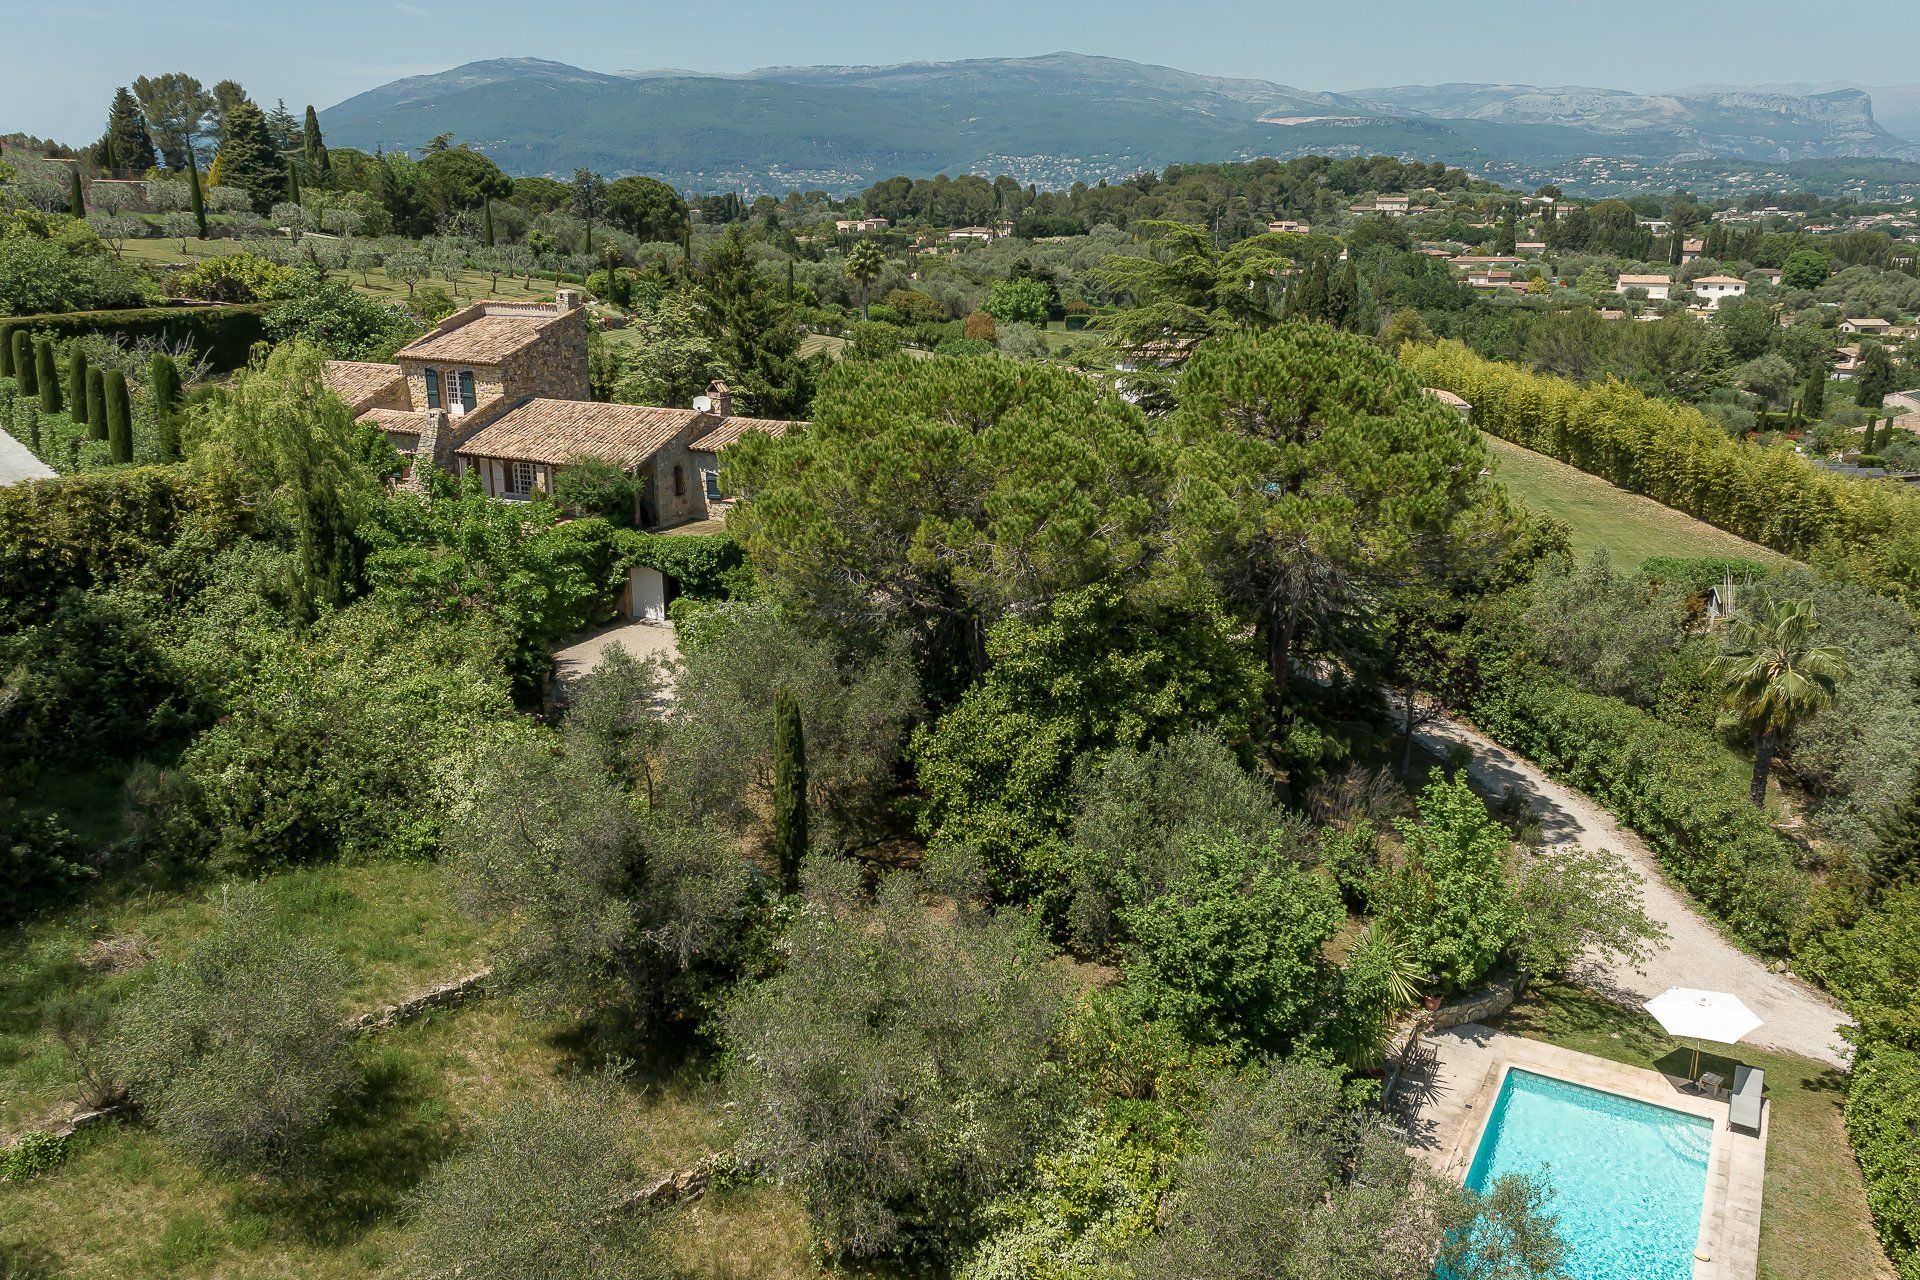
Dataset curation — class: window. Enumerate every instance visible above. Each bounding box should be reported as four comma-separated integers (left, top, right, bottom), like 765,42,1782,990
704,469,723,501
505,459,537,498
424,368,441,410
673,464,686,497
459,369,476,408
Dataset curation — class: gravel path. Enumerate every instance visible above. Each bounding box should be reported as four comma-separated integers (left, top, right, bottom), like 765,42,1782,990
1414,715,1853,1069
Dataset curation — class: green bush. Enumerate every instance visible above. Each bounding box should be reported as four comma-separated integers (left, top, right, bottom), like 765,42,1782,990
0,465,245,630
1464,649,1807,954
1846,1046,1920,1279
2,304,269,371
0,1132,68,1183
0,799,92,928
613,528,743,599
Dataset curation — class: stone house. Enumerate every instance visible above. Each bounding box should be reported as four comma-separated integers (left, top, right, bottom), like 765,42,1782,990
323,289,795,530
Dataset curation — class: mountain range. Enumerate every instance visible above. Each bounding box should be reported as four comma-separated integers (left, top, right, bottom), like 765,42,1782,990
318,53,1920,196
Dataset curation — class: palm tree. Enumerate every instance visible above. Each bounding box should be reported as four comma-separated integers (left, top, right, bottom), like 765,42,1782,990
844,238,886,320
1711,598,1846,808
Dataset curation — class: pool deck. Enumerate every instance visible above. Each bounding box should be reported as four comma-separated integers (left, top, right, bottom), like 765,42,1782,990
1396,1024,1767,1280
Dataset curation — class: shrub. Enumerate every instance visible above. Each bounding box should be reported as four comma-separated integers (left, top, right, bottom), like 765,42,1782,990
101,369,132,463
0,799,91,928
1846,1046,1920,1279
723,861,1073,1264
1463,643,1807,953
173,253,294,303
0,588,203,767
964,310,997,342
1374,776,1521,993
0,465,245,631
263,272,419,360
110,887,354,1173
1118,835,1343,1054
397,1076,662,1280
552,456,640,526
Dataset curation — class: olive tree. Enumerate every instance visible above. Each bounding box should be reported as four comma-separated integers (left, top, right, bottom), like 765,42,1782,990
723,861,1074,1263
110,887,354,1173
399,1075,662,1280
1131,1061,1567,1280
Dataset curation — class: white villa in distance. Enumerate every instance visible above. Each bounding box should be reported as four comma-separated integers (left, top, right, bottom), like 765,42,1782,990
1617,272,1672,301
1691,275,1748,309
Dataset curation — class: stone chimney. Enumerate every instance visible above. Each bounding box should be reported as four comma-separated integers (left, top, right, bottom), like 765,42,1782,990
705,379,732,417
556,287,583,312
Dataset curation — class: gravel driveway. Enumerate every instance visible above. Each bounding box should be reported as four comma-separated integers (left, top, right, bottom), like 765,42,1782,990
1414,715,1852,1068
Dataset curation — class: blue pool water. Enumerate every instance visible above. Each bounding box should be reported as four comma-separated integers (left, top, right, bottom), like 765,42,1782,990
1464,1068,1713,1280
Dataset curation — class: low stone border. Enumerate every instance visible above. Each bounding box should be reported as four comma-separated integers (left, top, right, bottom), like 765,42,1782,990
347,968,493,1033
616,1151,754,1214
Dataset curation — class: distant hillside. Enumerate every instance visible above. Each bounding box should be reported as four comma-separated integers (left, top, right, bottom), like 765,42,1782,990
319,54,1920,195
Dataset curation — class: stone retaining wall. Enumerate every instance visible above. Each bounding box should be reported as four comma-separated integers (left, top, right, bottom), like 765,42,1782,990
347,968,492,1033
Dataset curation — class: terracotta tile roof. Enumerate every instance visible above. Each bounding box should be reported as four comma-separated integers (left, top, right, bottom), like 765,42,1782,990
323,361,406,413
1694,275,1747,284
397,302,570,364
362,407,437,435
1618,274,1671,285
689,416,797,454
454,399,706,468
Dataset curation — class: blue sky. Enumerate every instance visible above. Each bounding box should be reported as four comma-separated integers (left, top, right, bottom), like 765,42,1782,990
5,0,1917,143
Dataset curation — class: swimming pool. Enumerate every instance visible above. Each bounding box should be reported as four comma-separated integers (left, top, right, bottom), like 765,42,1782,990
1463,1068,1714,1280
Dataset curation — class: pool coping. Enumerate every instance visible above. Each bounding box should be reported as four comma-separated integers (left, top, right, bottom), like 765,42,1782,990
1408,1024,1767,1280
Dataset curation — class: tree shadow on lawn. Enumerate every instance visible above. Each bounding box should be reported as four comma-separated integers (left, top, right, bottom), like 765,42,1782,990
234,1047,453,1247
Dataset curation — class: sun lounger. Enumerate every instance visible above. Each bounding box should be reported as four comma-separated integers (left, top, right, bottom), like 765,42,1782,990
1730,1065,1764,1134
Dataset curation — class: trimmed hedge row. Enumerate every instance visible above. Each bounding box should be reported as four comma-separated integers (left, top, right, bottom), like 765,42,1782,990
0,303,269,372
1846,1046,1920,1279
1464,655,1808,955
1404,341,1920,606
0,464,246,630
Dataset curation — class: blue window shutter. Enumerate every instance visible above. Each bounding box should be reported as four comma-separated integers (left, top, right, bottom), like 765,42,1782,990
425,369,441,409
459,370,476,405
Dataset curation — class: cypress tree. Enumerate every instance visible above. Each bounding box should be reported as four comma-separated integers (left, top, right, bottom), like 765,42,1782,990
288,160,301,206
0,323,15,378
34,339,61,414
68,165,85,217
1863,418,1877,454
102,370,133,463
1801,366,1826,421
11,331,36,398
187,153,207,239
67,347,89,427
482,198,495,248
86,367,107,440
771,689,807,895
301,105,329,182
150,352,183,460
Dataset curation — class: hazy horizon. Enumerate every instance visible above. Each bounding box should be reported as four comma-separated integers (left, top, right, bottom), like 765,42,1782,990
5,0,1920,145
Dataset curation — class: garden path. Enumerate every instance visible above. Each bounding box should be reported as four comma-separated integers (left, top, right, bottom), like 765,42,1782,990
1413,715,1852,1069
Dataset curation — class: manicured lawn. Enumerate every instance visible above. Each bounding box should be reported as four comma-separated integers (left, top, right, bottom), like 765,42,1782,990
1498,981,1891,1280
0,860,489,1132
1483,434,1796,572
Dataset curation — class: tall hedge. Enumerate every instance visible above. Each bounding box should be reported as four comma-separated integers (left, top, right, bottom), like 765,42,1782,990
772,689,807,894
10,331,35,397
2,304,269,372
1404,341,1920,605
0,465,243,630
66,347,90,428
0,323,16,378
85,367,107,441
34,339,61,414
101,370,133,464
1461,640,1807,954
150,353,183,461
1847,1046,1920,1278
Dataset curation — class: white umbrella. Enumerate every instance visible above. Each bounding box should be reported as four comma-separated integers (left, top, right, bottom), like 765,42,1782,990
1644,988,1763,1081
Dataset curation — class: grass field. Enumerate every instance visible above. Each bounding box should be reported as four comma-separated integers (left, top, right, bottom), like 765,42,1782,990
1484,434,1795,572
1499,982,1891,1280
